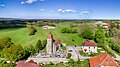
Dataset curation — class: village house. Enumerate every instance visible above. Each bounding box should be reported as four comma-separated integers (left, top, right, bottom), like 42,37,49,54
16,60,40,67
100,22,111,29
42,25,55,29
96,21,111,29
89,53,119,67
82,40,97,53
46,32,62,54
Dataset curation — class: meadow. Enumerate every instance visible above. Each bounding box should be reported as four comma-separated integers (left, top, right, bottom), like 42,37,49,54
0,22,84,47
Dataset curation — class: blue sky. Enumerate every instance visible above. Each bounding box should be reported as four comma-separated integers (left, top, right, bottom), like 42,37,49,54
0,0,120,19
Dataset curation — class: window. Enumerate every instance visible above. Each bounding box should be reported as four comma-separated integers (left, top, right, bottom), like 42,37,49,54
106,60,108,62
110,59,112,62
68,50,73,52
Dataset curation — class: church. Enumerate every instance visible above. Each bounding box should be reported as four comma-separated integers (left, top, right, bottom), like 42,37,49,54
46,33,62,54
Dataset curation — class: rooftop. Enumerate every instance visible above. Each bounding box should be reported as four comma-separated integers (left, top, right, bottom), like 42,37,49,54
89,53,119,67
16,60,39,67
82,40,96,46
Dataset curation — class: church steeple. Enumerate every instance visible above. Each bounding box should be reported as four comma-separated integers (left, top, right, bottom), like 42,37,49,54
46,32,53,54
47,32,53,39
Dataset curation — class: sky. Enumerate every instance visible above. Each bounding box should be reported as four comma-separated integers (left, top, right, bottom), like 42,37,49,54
0,0,120,19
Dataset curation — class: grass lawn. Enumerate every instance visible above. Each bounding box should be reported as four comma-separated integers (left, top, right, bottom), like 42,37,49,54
44,59,89,67
44,64,56,67
79,59,89,67
0,22,84,47
57,63,66,67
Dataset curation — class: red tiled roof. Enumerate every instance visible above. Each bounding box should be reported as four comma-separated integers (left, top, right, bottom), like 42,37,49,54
48,33,53,39
16,61,39,67
82,40,96,46
101,23,111,27
28,60,37,64
89,53,119,67
54,39,61,46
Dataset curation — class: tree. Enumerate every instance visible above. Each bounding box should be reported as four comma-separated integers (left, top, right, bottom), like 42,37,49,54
80,28,94,40
105,28,114,37
0,37,13,50
42,40,47,48
94,29,105,43
77,58,81,64
61,28,66,33
28,25,37,36
115,30,120,38
109,44,120,53
67,53,72,59
68,59,75,64
26,45,36,56
35,40,43,52
71,28,77,33
2,45,28,62
0,60,15,67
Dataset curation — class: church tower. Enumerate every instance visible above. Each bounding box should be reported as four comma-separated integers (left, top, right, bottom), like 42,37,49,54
46,32,53,54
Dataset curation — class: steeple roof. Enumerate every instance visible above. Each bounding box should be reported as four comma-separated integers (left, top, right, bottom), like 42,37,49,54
48,32,53,39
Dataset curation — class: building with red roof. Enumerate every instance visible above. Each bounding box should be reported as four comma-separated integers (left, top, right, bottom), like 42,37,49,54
16,60,39,67
100,22,111,29
89,53,119,67
82,40,97,53
42,25,55,29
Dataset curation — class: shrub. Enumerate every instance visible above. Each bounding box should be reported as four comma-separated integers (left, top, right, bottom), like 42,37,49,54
67,53,72,59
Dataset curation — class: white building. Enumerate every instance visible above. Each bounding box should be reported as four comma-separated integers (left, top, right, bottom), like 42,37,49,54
100,22,111,29
82,40,97,53
42,26,55,29
96,21,111,29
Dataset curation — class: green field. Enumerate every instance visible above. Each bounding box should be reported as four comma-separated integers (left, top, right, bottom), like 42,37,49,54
0,22,84,47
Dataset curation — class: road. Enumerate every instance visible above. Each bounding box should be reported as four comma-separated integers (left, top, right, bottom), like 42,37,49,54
27,57,68,64
106,45,120,61
66,46,91,61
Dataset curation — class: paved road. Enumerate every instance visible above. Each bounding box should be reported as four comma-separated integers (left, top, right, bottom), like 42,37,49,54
106,45,120,61
27,57,68,64
66,46,91,61
115,54,120,60
66,46,81,61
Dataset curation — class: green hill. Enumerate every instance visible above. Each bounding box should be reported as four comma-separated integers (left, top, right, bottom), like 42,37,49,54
0,22,84,47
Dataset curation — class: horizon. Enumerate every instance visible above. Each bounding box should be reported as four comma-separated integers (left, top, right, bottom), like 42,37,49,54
0,0,120,19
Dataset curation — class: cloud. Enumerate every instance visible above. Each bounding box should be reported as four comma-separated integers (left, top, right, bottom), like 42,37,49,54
58,9,62,12
58,9,76,13
26,0,37,4
79,11,91,18
21,1,25,4
80,11,90,15
0,4,5,7
40,8,45,11
21,0,37,4
21,0,45,4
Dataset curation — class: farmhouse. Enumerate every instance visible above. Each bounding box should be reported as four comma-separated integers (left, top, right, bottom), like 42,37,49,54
46,32,62,54
82,40,97,53
89,53,119,67
42,25,55,29
100,23,111,29
96,21,111,29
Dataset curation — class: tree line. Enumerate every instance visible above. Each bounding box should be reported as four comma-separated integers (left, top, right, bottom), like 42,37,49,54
0,37,47,63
